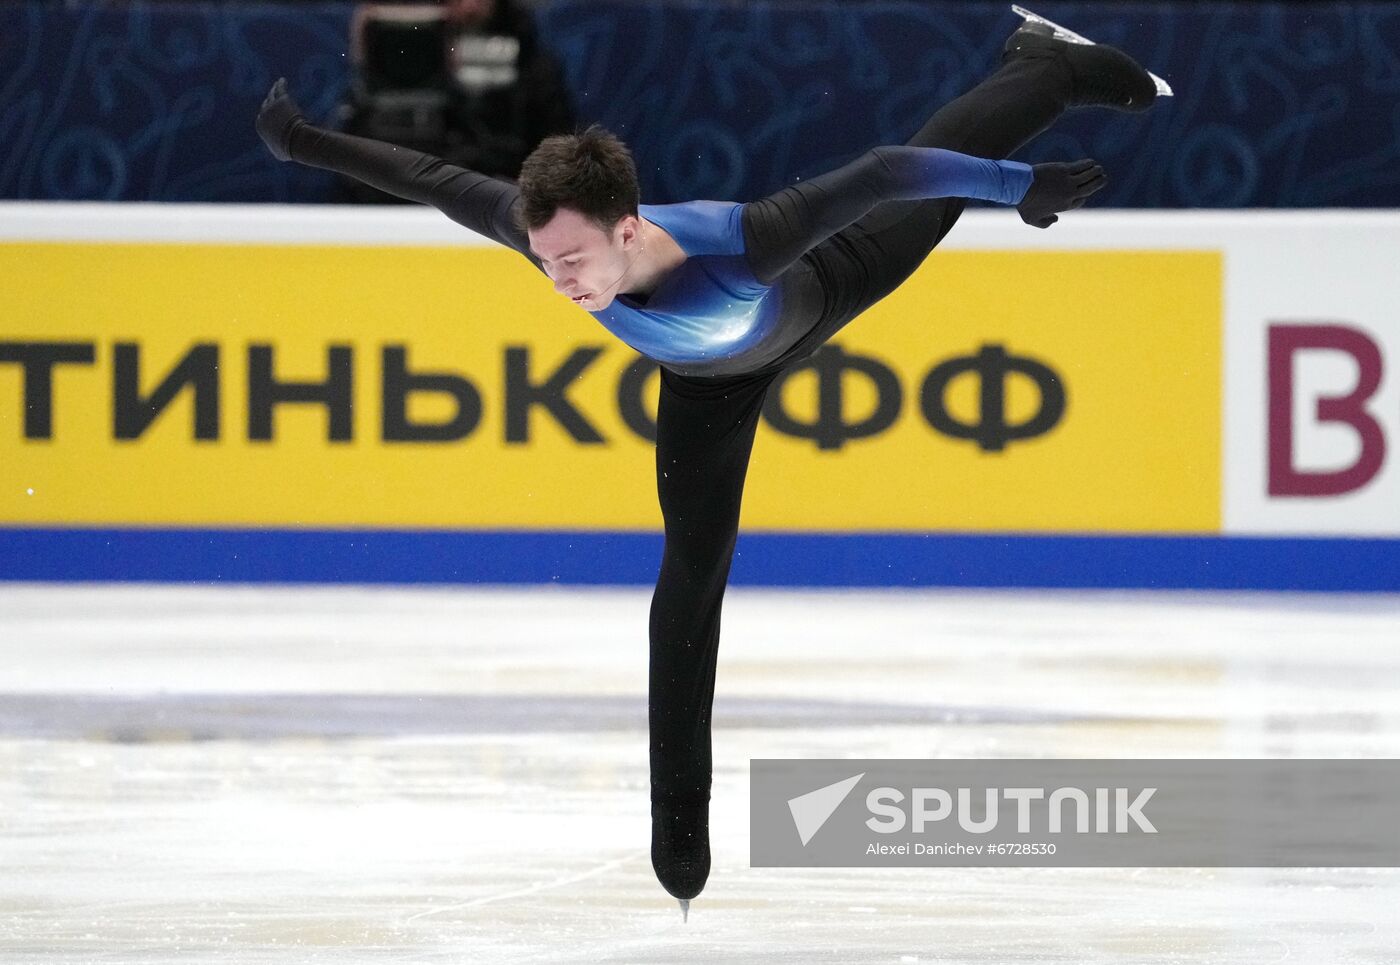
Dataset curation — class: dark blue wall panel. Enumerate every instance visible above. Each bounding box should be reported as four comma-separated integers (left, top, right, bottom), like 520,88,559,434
4,0,1400,206
1,1,352,201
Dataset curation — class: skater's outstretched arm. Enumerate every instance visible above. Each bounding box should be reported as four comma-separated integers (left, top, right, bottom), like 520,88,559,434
255,79,537,265
742,146,1103,284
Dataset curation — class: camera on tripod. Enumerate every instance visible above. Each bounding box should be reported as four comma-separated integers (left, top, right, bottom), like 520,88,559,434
345,3,523,147
346,5,454,145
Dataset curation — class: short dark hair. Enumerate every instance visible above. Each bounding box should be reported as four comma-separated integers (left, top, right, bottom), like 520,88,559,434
516,124,640,233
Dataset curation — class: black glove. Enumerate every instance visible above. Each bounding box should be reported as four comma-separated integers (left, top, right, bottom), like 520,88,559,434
255,77,308,162
1017,159,1107,229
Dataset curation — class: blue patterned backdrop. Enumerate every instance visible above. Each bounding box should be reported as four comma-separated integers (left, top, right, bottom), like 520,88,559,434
4,0,1400,206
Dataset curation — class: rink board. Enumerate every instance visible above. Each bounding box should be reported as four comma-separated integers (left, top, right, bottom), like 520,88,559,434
3,527,1399,591
3,205,1398,588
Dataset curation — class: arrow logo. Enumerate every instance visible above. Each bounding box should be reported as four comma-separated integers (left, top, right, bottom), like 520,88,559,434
787,773,864,846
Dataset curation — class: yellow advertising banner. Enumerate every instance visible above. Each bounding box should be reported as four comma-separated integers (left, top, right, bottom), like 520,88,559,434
1,241,1220,532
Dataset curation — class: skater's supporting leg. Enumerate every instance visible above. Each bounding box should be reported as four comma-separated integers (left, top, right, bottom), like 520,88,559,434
648,367,775,899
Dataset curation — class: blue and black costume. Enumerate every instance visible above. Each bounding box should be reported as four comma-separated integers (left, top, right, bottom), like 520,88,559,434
261,31,1105,900
277,132,1033,377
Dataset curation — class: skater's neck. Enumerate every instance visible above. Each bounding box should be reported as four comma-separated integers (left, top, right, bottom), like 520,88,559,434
620,219,686,299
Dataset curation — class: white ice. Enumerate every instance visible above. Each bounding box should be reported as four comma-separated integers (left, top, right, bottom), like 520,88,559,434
2,585,1398,963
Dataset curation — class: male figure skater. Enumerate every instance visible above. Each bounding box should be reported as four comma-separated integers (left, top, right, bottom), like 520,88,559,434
256,9,1166,914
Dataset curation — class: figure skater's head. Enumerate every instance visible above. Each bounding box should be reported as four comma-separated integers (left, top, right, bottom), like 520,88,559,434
518,125,643,311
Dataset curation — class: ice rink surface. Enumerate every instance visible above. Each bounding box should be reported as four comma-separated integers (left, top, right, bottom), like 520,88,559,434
2,584,1398,964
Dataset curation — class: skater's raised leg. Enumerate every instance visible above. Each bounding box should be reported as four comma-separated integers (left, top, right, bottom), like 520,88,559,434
772,14,1161,349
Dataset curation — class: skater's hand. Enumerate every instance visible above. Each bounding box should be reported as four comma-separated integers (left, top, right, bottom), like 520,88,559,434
1017,159,1106,228
256,78,308,162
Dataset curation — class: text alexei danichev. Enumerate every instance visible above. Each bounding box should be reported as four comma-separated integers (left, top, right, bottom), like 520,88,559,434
868,842,981,855
865,842,1059,856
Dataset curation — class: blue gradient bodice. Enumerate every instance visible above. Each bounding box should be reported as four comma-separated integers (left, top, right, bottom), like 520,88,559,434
589,201,778,371
583,152,1031,376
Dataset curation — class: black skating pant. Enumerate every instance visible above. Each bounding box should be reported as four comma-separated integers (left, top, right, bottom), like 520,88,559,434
648,52,1073,809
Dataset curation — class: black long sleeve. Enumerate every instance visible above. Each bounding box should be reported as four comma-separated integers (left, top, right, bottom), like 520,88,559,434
740,146,1032,286
289,125,538,265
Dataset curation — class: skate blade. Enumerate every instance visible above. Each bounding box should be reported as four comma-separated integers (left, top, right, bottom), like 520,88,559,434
678,898,689,922
1011,5,1174,97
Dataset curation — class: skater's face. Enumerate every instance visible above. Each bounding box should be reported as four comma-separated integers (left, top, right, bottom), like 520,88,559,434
529,207,644,312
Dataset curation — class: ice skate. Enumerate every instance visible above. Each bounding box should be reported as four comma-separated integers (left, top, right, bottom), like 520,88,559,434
651,800,710,912
1006,5,1172,111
